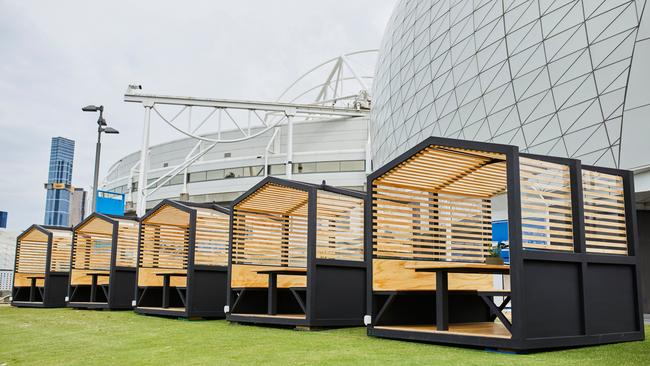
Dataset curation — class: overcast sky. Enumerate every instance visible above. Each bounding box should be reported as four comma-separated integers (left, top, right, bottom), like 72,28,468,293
0,1,396,231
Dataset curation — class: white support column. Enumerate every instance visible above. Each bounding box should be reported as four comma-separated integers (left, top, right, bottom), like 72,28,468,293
136,103,153,216
181,107,192,197
285,108,296,179
365,119,372,174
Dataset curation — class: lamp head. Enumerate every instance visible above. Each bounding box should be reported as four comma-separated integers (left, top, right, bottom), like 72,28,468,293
102,127,119,134
82,105,102,112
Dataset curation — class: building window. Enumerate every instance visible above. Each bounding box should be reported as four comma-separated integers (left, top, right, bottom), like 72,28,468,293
248,165,265,177
269,164,285,176
189,171,207,182
169,174,184,185
293,162,317,174
207,169,225,181
316,161,340,172
224,167,244,178
340,160,365,172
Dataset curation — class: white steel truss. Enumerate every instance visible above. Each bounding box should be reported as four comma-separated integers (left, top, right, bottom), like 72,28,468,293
121,51,375,216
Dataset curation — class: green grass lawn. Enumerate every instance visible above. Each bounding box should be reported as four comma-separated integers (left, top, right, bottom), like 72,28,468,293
0,306,648,365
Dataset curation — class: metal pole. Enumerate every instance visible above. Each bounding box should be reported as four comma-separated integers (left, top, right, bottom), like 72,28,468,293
91,127,102,212
136,104,152,216
286,113,294,179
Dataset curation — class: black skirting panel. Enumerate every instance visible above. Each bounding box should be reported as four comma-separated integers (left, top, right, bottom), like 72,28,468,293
67,268,136,310
136,267,227,319
13,272,69,308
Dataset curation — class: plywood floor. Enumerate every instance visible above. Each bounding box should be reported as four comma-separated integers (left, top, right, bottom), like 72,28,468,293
137,307,185,312
374,322,511,339
232,313,306,319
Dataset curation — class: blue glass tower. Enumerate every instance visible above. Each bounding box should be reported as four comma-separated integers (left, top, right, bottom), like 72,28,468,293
44,137,75,226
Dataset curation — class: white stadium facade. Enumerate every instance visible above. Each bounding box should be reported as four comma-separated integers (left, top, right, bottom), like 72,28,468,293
102,0,650,308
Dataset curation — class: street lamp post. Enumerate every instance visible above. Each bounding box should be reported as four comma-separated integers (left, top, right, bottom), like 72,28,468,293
82,105,119,212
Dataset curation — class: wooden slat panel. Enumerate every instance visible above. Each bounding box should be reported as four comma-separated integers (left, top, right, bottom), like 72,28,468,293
115,219,139,268
15,228,48,274
137,267,187,287
376,145,507,198
372,259,494,291
139,204,189,270
231,210,308,267
73,216,113,271
372,184,492,263
49,230,72,272
13,272,45,287
230,264,306,288
316,191,364,261
582,170,627,255
70,269,110,285
194,209,230,266
519,157,574,252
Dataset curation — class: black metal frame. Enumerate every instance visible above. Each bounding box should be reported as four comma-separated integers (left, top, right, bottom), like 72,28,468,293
365,136,644,351
134,200,229,318
226,176,367,327
66,213,138,310
11,224,72,308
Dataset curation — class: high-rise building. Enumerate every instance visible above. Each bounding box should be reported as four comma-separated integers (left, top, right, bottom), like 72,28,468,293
44,137,75,226
69,187,87,226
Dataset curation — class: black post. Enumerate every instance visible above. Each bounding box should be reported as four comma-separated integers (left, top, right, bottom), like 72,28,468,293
162,274,170,308
29,278,36,302
268,273,277,315
436,270,448,331
90,274,98,302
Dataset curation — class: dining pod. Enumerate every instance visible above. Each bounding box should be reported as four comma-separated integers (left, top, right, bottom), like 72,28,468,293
365,136,643,351
12,225,73,307
226,176,366,328
67,213,139,310
134,200,230,318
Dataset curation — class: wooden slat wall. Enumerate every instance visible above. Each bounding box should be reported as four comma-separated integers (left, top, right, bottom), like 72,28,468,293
72,232,112,271
139,222,189,269
316,191,364,261
194,208,230,266
375,145,507,198
15,229,48,274
49,230,72,272
373,259,494,291
232,183,309,268
115,219,139,268
231,264,307,288
372,184,492,263
232,210,308,267
139,203,191,271
519,157,574,252
582,169,628,255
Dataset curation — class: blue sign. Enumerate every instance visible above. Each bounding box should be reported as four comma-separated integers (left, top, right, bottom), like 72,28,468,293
492,220,508,242
96,190,125,216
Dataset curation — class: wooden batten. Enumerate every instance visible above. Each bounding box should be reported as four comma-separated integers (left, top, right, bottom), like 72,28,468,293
519,157,574,252
15,228,49,276
316,191,365,261
232,182,310,270
71,215,139,285
138,201,230,288
231,179,366,291
115,218,139,267
370,143,508,294
582,169,628,255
